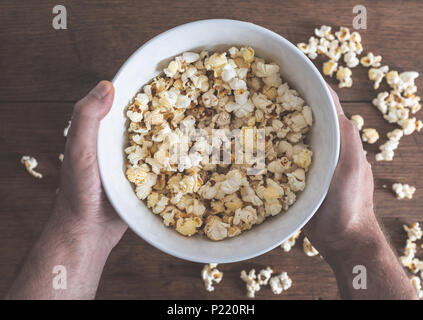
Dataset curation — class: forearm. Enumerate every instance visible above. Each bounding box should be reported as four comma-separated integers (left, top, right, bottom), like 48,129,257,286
321,216,416,300
5,208,113,300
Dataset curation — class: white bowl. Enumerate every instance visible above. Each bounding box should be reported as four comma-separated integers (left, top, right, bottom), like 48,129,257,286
98,19,339,263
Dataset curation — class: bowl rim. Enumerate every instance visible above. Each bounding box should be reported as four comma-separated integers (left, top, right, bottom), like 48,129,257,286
98,18,340,263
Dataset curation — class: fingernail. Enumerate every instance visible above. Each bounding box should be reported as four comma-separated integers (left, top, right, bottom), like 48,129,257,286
90,81,112,100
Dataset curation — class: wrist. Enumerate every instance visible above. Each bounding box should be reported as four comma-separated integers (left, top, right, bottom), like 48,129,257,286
306,207,382,257
322,220,388,266
48,198,116,257
51,192,125,252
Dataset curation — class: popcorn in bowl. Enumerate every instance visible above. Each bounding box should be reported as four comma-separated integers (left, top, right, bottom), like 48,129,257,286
124,47,313,240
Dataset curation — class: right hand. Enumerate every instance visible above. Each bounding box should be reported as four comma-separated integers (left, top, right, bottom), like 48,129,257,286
303,86,376,256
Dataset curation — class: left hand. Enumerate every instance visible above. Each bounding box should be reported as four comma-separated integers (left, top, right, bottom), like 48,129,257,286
53,80,127,250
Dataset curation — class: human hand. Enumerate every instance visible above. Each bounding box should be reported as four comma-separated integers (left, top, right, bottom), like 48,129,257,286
53,81,127,251
303,86,376,257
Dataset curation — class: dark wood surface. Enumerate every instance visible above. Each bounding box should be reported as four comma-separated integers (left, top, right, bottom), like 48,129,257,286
0,0,422,299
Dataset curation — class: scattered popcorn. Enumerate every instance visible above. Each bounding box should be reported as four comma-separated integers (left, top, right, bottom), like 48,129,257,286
375,129,403,161
63,120,71,137
360,52,382,68
240,267,292,297
298,26,364,88
314,25,335,40
257,267,273,286
297,36,318,59
368,66,389,90
350,114,364,130
20,156,42,179
336,66,353,88
392,183,416,200
375,140,398,161
201,263,223,292
240,269,261,298
400,223,423,281
335,27,350,43
269,272,292,295
58,153,64,162
344,51,359,68
399,117,422,135
281,229,301,252
124,47,313,240
410,276,423,299
322,60,338,77
303,237,319,256
387,128,404,142
403,223,422,242
361,128,379,144
387,71,419,95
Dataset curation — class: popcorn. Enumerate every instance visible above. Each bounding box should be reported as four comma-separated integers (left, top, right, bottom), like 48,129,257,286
204,215,230,241
400,223,423,278
175,215,202,236
368,66,389,90
400,239,417,268
403,223,422,242
335,27,351,43
226,98,255,118
350,31,362,45
63,120,71,137
182,51,200,64
20,156,43,179
252,61,280,78
387,128,404,141
281,229,301,252
135,173,157,200
257,267,273,286
344,51,359,68
201,263,223,292
293,148,313,171
303,237,319,256
240,269,261,298
320,39,342,62
314,25,335,40
361,128,379,144
387,71,419,95
269,272,292,294
124,47,313,240
205,52,228,71
336,66,353,88
240,186,263,207
375,138,399,161
372,91,389,114
240,47,255,63
410,276,423,299
350,115,364,130
233,206,258,226
322,60,338,77
286,168,306,192
297,36,319,59
392,183,416,200
360,52,382,68
398,117,423,135
147,192,169,214
268,157,291,180
58,153,64,162
126,165,149,184
277,83,305,111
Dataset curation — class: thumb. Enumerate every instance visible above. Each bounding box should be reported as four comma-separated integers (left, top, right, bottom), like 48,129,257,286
66,81,115,158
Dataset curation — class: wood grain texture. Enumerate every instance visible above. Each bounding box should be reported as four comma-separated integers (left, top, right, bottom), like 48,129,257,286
0,0,422,299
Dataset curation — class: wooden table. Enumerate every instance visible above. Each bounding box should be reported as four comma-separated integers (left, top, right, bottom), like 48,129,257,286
0,0,422,300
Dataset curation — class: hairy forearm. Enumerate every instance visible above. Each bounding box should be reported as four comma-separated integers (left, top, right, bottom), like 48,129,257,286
322,216,416,300
5,208,113,300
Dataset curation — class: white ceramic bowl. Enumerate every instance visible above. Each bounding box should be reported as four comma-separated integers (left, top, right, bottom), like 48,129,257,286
98,19,339,263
